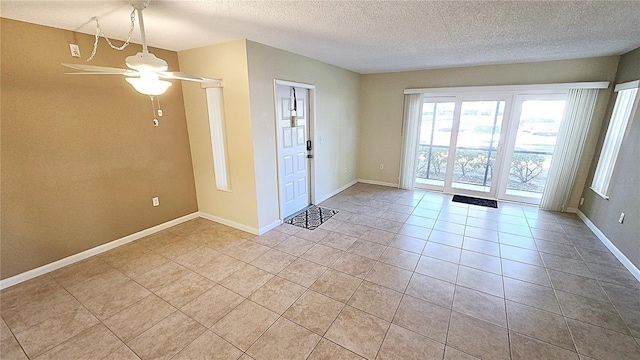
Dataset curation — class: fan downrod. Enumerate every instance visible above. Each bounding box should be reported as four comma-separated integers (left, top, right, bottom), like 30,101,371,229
129,0,151,11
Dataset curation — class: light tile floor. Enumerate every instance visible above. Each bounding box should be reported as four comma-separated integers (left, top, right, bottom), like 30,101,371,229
2,183,640,359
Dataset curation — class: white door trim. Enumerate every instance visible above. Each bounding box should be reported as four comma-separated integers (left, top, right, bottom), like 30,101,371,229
273,79,317,221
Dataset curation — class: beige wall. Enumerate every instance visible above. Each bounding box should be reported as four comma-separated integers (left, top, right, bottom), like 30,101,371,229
358,57,620,208
581,47,640,269
178,40,259,230
246,41,360,229
1,19,197,279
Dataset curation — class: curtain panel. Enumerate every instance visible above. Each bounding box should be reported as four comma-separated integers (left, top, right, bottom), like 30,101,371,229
398,94,422,190
540,88,599,211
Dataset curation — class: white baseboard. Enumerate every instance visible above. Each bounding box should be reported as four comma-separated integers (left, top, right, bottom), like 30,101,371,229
0,212,200,290
357,179,399,188
198,211,259,235
315,179,358,204
565,207,578,214
258,220,282,235
577,210,640,283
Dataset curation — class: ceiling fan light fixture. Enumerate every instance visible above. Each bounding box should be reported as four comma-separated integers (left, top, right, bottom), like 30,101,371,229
62,0,213,101
126,77,171,96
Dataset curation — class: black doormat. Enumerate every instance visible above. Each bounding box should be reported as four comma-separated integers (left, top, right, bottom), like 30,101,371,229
452,195,498,208
285,205,338,230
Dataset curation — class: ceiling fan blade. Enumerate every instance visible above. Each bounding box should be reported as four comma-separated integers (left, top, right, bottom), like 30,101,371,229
65,72,140,76
157,71,205,82
62,63,137,75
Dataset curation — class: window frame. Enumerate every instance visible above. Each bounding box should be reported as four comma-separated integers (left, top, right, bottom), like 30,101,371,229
590,80,640,199
204,86,232,192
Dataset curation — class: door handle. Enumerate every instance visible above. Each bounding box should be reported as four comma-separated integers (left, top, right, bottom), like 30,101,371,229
307,140,312,151
307,154,314,159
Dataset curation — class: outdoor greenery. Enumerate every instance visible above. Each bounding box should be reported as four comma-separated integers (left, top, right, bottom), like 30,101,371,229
417,145,495,183
416,147,447,179
455,149,491,178
417,146,549,192
510,152,545,183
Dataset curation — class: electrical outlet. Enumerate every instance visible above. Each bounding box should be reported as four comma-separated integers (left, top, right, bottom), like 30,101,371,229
618,212,625,224
379,164,384,170
69,44,81,58
152,197,160,207
580,197,584,206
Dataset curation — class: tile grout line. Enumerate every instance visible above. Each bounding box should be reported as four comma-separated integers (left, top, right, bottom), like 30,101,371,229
592,275,639,341
443,256,462,358
499,226,515,360
1,316,30,360
541,234,582,358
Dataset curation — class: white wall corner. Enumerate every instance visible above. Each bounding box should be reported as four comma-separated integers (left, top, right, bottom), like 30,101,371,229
576,210,640,283
357,179,400,188
198,212,260,235
258,220,282,235
316,179,358,204
0,212,200,290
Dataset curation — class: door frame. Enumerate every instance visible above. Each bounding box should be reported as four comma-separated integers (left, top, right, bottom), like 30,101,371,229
273,79,317,221
443,92,514,200
496,92,568,204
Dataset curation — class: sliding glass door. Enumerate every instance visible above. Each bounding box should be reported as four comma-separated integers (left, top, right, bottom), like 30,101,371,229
498,95,566,203
414,93,567,205
415,99,455,189
447,99,507,198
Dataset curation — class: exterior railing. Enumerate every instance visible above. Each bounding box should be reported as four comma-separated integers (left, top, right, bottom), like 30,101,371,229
416,144,553,193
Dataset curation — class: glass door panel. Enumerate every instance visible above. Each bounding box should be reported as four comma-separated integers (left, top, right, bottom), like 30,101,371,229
500,97,566,203
415,101,454,189
450,100,505,194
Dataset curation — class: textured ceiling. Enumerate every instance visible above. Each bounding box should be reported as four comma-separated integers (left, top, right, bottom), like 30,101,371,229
2,0,640,74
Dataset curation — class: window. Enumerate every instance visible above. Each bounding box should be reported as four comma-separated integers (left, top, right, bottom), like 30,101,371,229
591,81,639,199
204,86,231,192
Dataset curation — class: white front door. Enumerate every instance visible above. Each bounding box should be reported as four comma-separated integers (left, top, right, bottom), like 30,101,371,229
276,84,311,219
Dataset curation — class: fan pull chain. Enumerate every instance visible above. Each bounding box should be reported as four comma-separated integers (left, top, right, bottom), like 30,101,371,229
150,96,159,126
86,9,136,62
156,96,163,117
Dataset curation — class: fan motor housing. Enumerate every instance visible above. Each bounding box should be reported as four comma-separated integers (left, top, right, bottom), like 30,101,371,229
125,52,168,71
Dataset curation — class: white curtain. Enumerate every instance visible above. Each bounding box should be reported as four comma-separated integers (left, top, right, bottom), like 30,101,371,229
540,88,599,211
399,94,422,190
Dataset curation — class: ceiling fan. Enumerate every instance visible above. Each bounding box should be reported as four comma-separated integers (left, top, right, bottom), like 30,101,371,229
62,0,209,96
